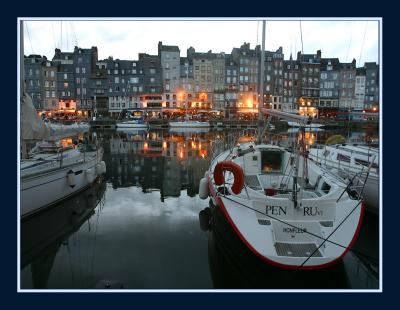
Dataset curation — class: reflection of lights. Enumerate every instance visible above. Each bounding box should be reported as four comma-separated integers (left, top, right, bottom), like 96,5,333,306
373,107,377,111
163,141,167,149
143,102,147,108
144,142,148,150
179,150,183,159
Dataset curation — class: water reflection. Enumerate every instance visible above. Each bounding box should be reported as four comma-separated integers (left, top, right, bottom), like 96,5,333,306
21,177,107,288
20,127,379,289
203,204,378,289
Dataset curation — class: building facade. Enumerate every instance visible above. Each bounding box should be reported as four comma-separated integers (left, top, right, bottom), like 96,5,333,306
282,55,301,112
354,67,366,110
42,59,58,111
319,58,340,117
364,62,379,110
24,55,46,110
297,50,321,117
339,59,356,109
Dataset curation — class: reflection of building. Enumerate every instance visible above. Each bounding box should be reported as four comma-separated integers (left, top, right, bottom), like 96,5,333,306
105,131,212,201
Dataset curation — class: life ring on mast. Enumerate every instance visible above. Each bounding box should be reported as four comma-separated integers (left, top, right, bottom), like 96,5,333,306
213,161,244,195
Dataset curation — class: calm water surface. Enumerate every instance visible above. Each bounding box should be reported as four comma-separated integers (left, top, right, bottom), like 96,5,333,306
20,127,379,289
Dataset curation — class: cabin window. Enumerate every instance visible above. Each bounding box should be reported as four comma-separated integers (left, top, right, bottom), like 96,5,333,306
355,158,378,169
321,182,331,193
337,153,350,163
261,151,283,173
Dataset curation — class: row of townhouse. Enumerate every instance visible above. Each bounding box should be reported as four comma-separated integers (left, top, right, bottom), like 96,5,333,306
24,42,380,118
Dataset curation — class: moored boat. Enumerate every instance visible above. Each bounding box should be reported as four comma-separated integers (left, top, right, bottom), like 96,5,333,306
308,143,379,214
20,139,106,218
199,109,364,270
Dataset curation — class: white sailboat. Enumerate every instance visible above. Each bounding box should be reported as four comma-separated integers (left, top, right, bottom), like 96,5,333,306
198,21,364,270
169,114,210,129
287,121,324,128
19,21,106,219
308,143,379,214
116,110,148,129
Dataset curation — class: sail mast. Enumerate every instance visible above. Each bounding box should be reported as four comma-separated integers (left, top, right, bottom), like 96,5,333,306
257,20,266,143
258,20,265,121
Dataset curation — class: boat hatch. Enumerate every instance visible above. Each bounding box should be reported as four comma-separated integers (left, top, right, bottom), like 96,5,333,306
320,182,331,194
275,242,322,257
261,150,283,173
245,175,262,190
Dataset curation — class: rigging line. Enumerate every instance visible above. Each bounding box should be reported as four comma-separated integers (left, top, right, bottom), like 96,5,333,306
299,20,304,55
345,26,353,63
256,21,259,46
300,199,363,267
358,21,368,66
25,23,34,54
51,22,57,49
60,20,62,51
218,194,374,262
70,21,78,46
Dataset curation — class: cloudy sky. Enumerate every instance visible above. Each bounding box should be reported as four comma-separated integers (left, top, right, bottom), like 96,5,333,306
21,18,380,66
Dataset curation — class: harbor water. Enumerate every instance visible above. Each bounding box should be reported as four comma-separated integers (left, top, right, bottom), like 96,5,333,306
20,127,379,289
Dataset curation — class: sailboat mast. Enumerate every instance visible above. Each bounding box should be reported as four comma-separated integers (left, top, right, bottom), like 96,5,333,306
257,20,266,144
20,20,28,159
258,20,265,122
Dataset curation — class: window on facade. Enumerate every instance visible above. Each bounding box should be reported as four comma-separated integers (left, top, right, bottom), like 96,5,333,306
52,91,55,98
130,77,139,84
64,82,68,88
77,88,81,95
115,77,119,83
83,88,86,95
64,73,68,79
76,67,80,73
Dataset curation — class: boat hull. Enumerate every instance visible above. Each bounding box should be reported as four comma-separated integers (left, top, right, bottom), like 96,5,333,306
169,121,210,128
206,145,364,270
20,155,104,218
116,122,148,129
207,200,351,288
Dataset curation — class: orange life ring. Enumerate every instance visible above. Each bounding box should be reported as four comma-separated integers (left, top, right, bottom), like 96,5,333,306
213,161,245,195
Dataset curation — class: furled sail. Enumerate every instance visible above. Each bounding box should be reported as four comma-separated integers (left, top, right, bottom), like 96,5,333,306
21,93,51,140
20,93,89,140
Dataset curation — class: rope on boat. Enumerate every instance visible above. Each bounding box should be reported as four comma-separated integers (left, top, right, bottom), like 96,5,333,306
300,199,362,267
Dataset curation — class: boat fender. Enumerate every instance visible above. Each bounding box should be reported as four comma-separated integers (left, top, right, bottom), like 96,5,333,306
96,161,107,175
67,170,76,188
199,176,210,199
199,207,212,231
86,167,96,183
213,161,244,195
